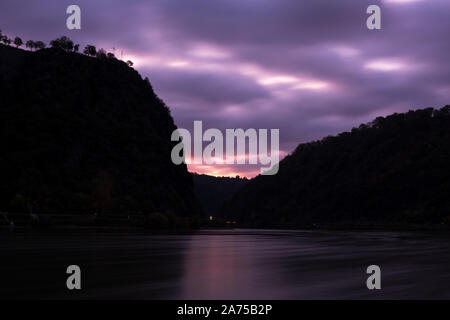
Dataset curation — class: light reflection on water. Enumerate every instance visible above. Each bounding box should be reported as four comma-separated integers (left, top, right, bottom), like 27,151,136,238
1,229,450,299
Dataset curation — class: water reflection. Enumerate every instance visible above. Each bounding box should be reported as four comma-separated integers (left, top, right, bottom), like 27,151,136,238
178,229,450,299
180,235,267,299
1,229,450,299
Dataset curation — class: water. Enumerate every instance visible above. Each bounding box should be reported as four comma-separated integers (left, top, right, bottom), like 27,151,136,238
1,229,450,299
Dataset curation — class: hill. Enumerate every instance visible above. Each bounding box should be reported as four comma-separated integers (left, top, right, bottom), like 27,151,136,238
0,43,201,220
192,173,248,218
223,107,450,228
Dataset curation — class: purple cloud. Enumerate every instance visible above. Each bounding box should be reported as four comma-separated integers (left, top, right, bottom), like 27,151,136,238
1,0,449,177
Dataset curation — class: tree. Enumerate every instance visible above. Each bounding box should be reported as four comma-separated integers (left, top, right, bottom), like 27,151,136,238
26,40,35,51
96,48,107,59
74,44,80,53
34,41,46,50
126,60,134,67
1,36,11,45
83,45,96,56
50,36,74,52
13,37,23,48
107,52,116,59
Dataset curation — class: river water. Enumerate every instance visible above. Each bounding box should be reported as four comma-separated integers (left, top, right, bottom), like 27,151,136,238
1,229,449,299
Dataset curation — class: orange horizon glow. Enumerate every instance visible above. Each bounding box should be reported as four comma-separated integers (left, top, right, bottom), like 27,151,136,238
185,150,288,179
188,165,258,179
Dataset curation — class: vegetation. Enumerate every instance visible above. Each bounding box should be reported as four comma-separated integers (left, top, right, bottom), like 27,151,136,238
25,40,35,50
0,31,134,66
34,41,46,50
50,36,75,52
96,48,107,59
223,107,450,227
192,173,248,218
13,37,22,48
83,45,97,57
1,36,11,45
0,40,200,221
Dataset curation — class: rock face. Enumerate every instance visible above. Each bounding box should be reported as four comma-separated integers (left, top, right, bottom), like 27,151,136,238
223,107,450,227
0,44,201,217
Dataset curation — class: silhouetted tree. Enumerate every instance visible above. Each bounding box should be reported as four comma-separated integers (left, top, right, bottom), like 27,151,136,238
34,41,46,50
83,45,96,56
126,60,134,67
9,194,27,213
74,44,79,53
25,40,35,51
13,37,23,48
50,36,74,52
1,36,11,45
96,48,107,59
107,52,115,59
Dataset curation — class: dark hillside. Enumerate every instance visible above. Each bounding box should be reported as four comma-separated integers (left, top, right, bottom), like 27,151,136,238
0,44,201,218
192,173,247,218
223,107,450,227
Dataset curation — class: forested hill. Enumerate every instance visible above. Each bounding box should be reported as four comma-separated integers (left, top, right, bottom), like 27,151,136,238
223,107,450,227
192,173,248,218
0,43,201,218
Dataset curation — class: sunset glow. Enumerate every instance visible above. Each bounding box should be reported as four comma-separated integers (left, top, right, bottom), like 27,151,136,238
2,0,448,177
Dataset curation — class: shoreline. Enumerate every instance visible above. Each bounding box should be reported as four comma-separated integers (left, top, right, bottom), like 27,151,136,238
1,223,450,234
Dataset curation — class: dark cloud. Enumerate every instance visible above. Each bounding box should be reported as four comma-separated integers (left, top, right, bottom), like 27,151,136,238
143,67,270,108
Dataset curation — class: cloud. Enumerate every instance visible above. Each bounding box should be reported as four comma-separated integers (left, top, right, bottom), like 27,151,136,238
143,67,270,109
1,0,449,177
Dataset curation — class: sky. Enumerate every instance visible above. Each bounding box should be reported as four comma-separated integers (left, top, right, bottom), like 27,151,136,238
1,0,449,177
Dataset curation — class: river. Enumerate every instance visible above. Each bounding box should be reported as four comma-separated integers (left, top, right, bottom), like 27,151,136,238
1,229,449,299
